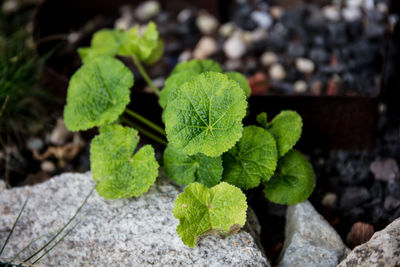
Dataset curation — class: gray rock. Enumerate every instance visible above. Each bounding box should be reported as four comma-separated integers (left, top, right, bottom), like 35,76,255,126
277,201,349,267
338,218,400,267
0,172,269,267
0,179,5,191
250,11,273,29
370,158,399,181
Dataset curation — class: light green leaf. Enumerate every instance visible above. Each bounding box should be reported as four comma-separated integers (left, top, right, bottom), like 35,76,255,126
64,56,133,131
144,39,164,64
225,72,251,98
163,145,223,187
159,70,199,109
256,112,268,128
173,182,247,247
263,149,316,205
267,110,303,157
90,124,159,199
164,72,247,157
171,59,223,75
118,21,159,61
222,126,278,190
78,29,124,64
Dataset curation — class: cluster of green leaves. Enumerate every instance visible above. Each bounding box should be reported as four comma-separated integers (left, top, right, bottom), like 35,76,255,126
160,59,315,246
64,22,163,199
64,20,316,248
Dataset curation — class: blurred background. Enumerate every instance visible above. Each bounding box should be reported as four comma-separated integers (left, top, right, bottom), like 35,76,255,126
0,0,399,262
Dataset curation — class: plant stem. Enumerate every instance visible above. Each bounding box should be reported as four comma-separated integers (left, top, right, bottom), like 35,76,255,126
125,108,165,136
122,118,167,146
131,55,160,96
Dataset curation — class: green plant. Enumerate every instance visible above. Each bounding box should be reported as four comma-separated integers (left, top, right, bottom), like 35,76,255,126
64,22,316,248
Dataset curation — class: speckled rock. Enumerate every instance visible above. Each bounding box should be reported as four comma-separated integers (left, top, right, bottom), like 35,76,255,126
338,218,400,267
0,172,270,267
0,179,5,191
277,201,349,267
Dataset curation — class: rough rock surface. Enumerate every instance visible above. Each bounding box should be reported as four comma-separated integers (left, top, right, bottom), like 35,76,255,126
277,201,349,267
0,172,269,267
338,218,400,267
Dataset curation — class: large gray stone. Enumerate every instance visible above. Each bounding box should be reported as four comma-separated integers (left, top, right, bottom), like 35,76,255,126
0,172,269,266
277,201,349,267
338,218,400,267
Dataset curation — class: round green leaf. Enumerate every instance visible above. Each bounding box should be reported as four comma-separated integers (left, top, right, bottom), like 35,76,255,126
263,149,316,205
163,145,223,188
64,57,133,131
171,59,223,75
222,126,278,190
90,124,159,199
173,182,247,247
164,72,247,157
159,70,199,109
256,112,268,128
225,72,251,98
268,110,303,157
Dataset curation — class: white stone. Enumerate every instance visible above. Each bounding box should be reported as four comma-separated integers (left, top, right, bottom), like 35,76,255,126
196,13,219,35
135,0,160,21
219,22,236,38
293,80,308,93
50,118,72,146
26,137,44,151
377,3,389,14
269,64,286,81
251,11,273,29
260,51,278,67
41,161,56,172
363,0,375,10
346,0,363,8
296,58,315,74
2,0,19,14
321,192,338,208
249,28,268,42
323,6,341,22
270,6,284,19
178,50,192,62
223,33,246,59
0,172,270,266
193,37,218,59
342,7,362,22
277,201,350,267
67,32,81,44
338,218,400,266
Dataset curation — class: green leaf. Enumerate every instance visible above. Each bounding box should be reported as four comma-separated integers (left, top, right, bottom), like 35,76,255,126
267,110,303,157
173,182,247,247
90,124,159,199
164,72,247,157
256,112,268,128
64,56,133,131
78,29,124,64
171,59,223,75
225,72,251,98
163,145,223,187
263,149,316,205
144,39,164,64
118,21,159,61
159,70,199,109
222,126,278,190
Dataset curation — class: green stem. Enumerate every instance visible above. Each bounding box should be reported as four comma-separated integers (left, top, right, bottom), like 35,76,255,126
131,55,160,96
125,108,165,136
122,118,167,146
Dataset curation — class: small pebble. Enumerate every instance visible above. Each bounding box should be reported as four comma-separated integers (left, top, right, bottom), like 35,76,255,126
193,36,217,59
310,80,323,95
293,80,308,94
260,51,278,67
370,158,399,181
248,72,269,95
362,0,374,10
223,33,246,59
323,5,341,22
177,9,192,23
224,59,242,71
327,75,341,96
196,12,219,35
295,58,315,74
41,161,56,172
50,119,72,146
346,0,363,8
178,50,192,62
342,7,362,22
135,0,160,21
346,222,374,249
2,0,19,14
250,11,273,29
340,186,370,209
270,6,284,19
219,22,236,38
27,137,44,151
377,3,388,14
269,64,286,81
384,196,400,211
321,192,338,208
